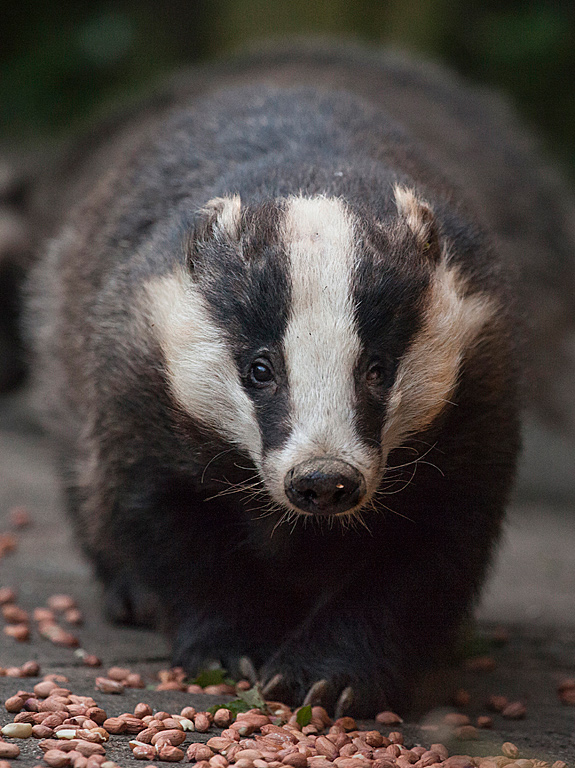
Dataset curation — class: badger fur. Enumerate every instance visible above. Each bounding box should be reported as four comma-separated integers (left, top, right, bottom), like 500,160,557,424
27,44,526,716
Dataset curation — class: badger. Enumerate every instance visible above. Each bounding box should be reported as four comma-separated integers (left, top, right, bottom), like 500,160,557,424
26,43,531,717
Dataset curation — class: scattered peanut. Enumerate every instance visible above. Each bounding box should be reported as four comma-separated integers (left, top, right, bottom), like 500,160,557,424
3,622,30,641
94,678,124,694
0,587,17,604
47,594,77,612
501,701,527,719
1,721,33,737
0,742,21,759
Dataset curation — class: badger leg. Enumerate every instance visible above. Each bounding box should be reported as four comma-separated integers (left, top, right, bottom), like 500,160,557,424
257,499,505,718
257,587,406,716
63,455,292,677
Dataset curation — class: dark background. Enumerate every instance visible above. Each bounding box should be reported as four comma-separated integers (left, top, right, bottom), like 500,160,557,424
1,0,574,178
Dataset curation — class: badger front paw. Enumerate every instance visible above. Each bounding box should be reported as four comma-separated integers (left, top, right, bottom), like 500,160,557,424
258,647,401,718
172,615,273,682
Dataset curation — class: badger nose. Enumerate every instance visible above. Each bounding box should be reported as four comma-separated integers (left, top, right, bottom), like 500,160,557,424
284,459,366,515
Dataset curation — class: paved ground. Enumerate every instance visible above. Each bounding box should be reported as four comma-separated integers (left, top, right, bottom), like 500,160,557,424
1,388,574,764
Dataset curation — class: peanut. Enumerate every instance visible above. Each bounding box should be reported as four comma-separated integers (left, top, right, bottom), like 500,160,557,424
121,715,146,734
210,756,229,768
156,744,185,762
2,603,28,623
4,694,25,712
214,708,234,728
194,713,212,733
442,713,470,727
477,715,493,728
48,594,77,612
363,732,385,748
186,744,215,762
74,742,106,757
138,727,162,743
102,718,126,734
95,678,124,694
3,623,30,641
44,748,72,767
1,721,33,737
333,718,356,732
163,718,184,730
106,666,130,681
14,710,35,723
34,607,56,622
131,742,156,760
501,701,527,719
282,754,308,768
501,743,520,758
85,708,107,725
375,711,403,726
315,737,339,761
152,730,186,747
486,695,508,712
21,659,41,676
419,751,442,766
134,702,153,718
0,587,17,604
0,743,21,759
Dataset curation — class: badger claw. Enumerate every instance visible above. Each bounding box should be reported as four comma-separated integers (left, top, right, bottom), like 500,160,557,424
302,678,330,707
262,672,285,698
334,685,355,719
239,656,257,685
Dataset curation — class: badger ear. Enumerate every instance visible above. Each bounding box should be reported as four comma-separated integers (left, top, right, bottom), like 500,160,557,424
195,195,242,243
394,184,441,262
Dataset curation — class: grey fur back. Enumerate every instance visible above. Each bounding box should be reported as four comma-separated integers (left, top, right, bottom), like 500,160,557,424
25,41,575,500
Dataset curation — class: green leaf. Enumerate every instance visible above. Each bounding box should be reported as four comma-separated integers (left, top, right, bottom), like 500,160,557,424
192,668,228,688
206,698,251,716
296,705,312,726
237,686,267,711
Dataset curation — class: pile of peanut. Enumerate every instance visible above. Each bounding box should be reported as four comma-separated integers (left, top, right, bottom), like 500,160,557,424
1,589,83,649
0,664,570,768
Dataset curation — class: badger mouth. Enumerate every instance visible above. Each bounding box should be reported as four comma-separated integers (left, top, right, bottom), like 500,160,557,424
283,458,368,517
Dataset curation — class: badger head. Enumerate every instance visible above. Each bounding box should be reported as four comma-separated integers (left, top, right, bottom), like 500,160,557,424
147,188,494,520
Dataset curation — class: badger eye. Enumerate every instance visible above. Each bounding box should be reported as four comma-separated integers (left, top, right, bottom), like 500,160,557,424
249,358,275,387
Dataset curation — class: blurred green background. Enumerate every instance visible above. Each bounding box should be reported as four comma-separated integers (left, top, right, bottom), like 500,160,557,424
1,0,574,177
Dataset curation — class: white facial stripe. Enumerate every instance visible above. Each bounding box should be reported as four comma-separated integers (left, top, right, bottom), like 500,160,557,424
383,259,495,448
144,269,262,459
263,196,380,508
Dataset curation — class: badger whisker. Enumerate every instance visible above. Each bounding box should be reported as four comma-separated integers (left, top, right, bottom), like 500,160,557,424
386,442,439,472
247,499,284,519
370,494,417,524
337,509,373,535
377,464,419,496
200,447,237,484
203,476,265,501
271,509,293,537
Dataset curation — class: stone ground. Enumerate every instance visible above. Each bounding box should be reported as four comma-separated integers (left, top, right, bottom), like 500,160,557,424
1,387,574,765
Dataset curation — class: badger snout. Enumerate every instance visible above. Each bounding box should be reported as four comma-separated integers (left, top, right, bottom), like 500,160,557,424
284,458,366,515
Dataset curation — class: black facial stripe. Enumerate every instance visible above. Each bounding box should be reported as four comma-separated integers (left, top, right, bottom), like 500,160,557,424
351,221,431,446
191,199,293,454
